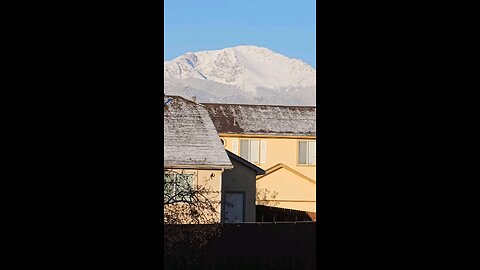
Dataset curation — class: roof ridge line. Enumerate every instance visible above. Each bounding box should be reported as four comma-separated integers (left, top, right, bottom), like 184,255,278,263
256,163,316,184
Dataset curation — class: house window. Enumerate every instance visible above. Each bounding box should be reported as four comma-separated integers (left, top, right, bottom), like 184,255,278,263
240,139,260,163
298,140,316,165
164,173,194,203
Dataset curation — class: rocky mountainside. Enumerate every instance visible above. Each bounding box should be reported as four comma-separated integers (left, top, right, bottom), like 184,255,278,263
164,46,316,105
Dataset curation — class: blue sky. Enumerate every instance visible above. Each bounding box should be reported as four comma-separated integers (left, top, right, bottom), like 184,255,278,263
164,0,316,68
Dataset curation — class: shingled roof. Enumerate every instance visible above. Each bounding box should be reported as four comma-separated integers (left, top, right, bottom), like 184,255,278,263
202,103,316,137
164,96,232,169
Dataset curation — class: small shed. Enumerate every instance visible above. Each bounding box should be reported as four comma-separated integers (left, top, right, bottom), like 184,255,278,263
222,150,265,223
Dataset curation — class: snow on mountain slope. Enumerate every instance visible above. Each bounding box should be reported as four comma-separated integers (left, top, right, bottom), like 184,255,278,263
164,45,316,105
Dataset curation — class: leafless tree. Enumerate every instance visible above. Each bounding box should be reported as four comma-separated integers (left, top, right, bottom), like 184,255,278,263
256,187,279,207
163,169,222,267
163,169,221,224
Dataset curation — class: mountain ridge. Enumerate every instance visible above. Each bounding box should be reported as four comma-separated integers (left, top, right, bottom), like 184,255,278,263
164,45,316,106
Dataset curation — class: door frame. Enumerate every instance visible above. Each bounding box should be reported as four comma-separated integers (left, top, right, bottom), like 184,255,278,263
222,191,246,223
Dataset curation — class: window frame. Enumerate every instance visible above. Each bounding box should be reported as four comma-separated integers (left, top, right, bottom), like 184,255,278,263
239,139,260,164
164,172,195,203
297,140,316,166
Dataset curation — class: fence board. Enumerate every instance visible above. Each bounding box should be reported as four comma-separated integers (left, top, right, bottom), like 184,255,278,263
164,222,316,270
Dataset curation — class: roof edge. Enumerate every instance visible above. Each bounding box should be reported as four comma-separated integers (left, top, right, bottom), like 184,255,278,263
226,150,266,175
164,164,233,170
256,163,315,184
219,133,316,139
201,102,316,109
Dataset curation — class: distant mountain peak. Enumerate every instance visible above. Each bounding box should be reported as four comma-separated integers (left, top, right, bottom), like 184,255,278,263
164,46,316,106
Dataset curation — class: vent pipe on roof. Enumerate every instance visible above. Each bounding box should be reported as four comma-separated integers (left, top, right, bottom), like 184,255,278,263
192,96,197,102
164,98,173,106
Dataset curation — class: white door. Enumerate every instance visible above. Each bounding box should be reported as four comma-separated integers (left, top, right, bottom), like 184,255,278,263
224,192,244,223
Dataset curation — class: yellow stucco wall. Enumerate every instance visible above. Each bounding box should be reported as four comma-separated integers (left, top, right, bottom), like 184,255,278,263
257,168,316,212
220,135,316,213
221,136,316,179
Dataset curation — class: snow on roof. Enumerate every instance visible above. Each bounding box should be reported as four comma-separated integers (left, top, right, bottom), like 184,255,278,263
202,103,316,136
164,96,232,169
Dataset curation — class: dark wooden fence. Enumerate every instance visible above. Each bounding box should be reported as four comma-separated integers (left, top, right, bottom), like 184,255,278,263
164,222,316,270
256,205,316,222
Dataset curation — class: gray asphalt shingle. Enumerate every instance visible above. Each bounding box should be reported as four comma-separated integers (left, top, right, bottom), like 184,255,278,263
164,96,232,168
202,103,316,136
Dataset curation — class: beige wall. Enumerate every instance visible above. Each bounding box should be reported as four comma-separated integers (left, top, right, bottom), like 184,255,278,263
164,168,224,223
220,135,316,213
221,136,316,180
221,159,257,222
257,168,316,212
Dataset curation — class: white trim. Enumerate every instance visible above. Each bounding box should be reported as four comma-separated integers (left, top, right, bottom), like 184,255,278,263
260,140,267,164
231,139,238,155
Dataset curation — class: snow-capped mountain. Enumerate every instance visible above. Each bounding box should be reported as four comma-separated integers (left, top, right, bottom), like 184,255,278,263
164,45,316,105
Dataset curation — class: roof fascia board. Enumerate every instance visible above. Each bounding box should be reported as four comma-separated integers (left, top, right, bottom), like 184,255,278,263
226,150,266,175
219,134,316,139
164,164,233,170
